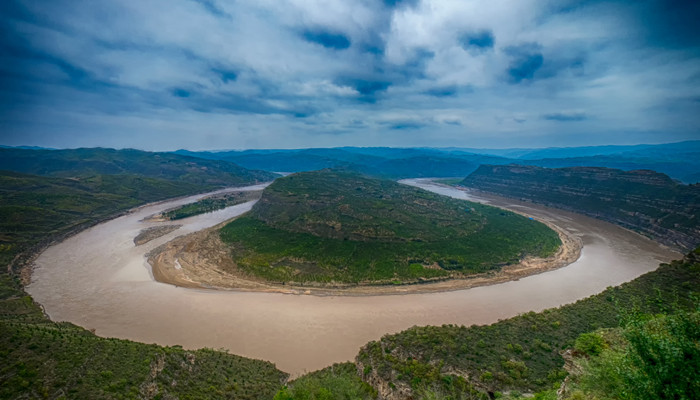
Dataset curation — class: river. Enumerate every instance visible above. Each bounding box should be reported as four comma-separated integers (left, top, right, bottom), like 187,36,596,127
27,179,680,377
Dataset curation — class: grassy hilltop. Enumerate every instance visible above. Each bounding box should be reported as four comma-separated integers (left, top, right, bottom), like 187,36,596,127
219,170,561,285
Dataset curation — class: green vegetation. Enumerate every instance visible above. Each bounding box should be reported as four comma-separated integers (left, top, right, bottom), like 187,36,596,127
560,308,699,400
356,249,700,397
0,171,206,261
0,170,288,399
273,363,376,400
0,147,278,186
432,178,465,186
2,153,697,399
162,191,261,220
462,164,700,250
220,170,560,284
0,276,286,399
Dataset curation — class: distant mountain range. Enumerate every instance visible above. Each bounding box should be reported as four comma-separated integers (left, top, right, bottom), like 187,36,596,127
173,141,700,183
1,141,697,184
0,147,278,187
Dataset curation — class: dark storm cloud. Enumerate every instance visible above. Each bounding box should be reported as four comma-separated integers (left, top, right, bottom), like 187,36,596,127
379,119,429,130
383,0,419,9
459,31,495,51
212,68,238,83
172,88,190,98
424,85,458,97
506,47,544,83
334,77,391,102
643,0,700,48
302,29,352,50
549,0,700,49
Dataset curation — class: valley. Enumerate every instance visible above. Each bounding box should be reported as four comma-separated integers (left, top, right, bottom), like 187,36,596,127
26,178,679,377
0,146,695,399
4,2,699,396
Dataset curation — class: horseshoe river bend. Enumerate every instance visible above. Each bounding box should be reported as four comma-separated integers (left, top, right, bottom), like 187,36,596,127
27,179,680,377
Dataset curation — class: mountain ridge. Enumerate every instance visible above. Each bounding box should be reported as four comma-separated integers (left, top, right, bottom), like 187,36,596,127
461,164,700,251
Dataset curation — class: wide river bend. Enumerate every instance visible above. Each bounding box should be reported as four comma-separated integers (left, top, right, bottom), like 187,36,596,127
28,179,680,377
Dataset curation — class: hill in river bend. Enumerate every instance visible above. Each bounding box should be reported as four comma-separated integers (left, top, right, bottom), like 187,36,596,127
219,170,561,285
461,165,700,251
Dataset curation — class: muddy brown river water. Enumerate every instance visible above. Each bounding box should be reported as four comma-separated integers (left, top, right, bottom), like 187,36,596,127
27,179,681,377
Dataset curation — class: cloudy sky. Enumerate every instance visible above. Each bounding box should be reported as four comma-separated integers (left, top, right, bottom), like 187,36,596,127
1,0,699,150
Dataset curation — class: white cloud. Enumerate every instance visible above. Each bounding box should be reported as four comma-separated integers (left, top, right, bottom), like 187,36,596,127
1,0,698,149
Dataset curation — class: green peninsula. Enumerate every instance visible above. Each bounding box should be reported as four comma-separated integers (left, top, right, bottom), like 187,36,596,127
219,170,561,285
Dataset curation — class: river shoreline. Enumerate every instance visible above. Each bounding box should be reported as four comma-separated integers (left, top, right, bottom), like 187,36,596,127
147,185,582,296
27,179,680,376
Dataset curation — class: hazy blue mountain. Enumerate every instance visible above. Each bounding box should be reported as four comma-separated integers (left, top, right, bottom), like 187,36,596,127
175,147,510,178
0,145,56,150
525,155,700,184
447,140,700,159
174,142,699,183
0,147,278,187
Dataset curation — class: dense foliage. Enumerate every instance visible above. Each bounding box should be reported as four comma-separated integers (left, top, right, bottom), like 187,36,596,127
462,165,700,250
356,250,700,397
162,191,261,220
0,171,206,262
220,170,560,284
569,308,699,399
274,363,376,400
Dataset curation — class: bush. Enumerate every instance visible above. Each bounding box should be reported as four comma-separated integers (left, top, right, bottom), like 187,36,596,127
574,332,606,356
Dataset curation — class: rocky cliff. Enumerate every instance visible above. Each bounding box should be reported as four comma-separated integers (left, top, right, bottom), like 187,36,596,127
461,165,699,251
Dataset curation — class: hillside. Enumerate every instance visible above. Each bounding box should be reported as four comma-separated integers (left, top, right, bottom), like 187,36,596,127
0,171,211,270
2,165,697,399
461,165,700,250
560,310,699,400
354,248,700,398
0,171,289,399
0,147,278,187
219,170,561,284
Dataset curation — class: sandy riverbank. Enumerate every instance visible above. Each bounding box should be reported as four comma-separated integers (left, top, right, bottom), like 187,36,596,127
148,208,581,296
